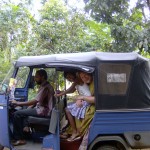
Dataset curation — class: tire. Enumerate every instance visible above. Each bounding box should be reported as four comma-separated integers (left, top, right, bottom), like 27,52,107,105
96,145,119,150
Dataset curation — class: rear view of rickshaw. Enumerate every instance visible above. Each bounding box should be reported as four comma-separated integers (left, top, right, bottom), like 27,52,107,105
0,51,150,150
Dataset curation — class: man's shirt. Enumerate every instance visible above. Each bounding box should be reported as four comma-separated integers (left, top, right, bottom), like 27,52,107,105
35,81,55,116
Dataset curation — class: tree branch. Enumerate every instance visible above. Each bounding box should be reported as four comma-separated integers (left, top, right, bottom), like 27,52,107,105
147,0,150,12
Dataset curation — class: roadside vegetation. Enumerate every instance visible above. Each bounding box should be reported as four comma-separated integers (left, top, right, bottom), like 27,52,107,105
0,0,150,83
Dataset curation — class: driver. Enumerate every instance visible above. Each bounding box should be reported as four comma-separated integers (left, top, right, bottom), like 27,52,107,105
10,69,55,146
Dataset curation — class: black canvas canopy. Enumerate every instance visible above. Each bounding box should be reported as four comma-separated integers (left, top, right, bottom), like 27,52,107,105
14,51,150,109
127,58,150,109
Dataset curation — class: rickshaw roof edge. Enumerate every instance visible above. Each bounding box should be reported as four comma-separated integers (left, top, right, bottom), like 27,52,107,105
14,51,149,67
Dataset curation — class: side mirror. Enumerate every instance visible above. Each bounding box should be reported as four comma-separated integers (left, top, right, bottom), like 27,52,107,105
28,76,35,89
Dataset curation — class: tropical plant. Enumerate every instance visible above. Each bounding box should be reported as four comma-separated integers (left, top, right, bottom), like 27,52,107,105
84,0,150,53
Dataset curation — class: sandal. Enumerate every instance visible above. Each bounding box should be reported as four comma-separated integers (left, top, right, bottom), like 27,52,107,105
60,132,69,139
67,136,81,142
12,140,26,146
67,132,81,142
60,134,68,139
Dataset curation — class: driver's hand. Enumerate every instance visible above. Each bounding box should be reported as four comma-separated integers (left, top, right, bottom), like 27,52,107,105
10,100,18,105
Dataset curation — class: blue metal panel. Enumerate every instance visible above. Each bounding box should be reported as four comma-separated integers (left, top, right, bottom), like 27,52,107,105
0,94,10,148
14,88,28,101
88,110,150,144
42,109,60,150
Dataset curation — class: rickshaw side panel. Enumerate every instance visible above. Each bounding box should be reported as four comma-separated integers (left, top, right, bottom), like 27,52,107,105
0,94,10,148
89,111,150,149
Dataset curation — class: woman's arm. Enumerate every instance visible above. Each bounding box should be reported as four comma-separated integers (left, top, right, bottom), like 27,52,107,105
75,95,95,104
55,82,76,97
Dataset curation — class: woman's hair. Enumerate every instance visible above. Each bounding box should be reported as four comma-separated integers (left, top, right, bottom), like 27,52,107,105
78,71,92,76
64,71,76,79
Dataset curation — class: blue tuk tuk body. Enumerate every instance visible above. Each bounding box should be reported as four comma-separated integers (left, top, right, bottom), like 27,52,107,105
0,51,150,150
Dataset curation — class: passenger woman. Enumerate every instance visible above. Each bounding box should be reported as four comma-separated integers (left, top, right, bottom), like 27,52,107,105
55,71,92,139
77,71,95,134
77,71,95,150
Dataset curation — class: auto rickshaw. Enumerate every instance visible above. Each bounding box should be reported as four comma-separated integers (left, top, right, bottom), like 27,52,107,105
0,51,150,150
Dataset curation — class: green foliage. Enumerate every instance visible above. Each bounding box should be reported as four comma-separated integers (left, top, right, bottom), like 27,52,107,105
0,0,150,82
84,20,112,51
0,3,36,62
84,0,150,53
0,51,14,86
141,50,150,58
0,61,11,84
85,0,129,24
35,0,109,54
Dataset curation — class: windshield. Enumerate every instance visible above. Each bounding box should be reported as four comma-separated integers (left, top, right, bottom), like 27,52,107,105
0,66,14,93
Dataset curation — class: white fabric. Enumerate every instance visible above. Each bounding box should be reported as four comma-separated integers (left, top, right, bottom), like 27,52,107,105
67,83,91,119
75,83,91,96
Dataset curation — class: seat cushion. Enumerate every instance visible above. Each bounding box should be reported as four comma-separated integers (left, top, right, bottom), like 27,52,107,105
28,116,50,126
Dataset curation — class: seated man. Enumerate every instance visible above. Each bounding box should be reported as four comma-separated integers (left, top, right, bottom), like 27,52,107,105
11,69,55,146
